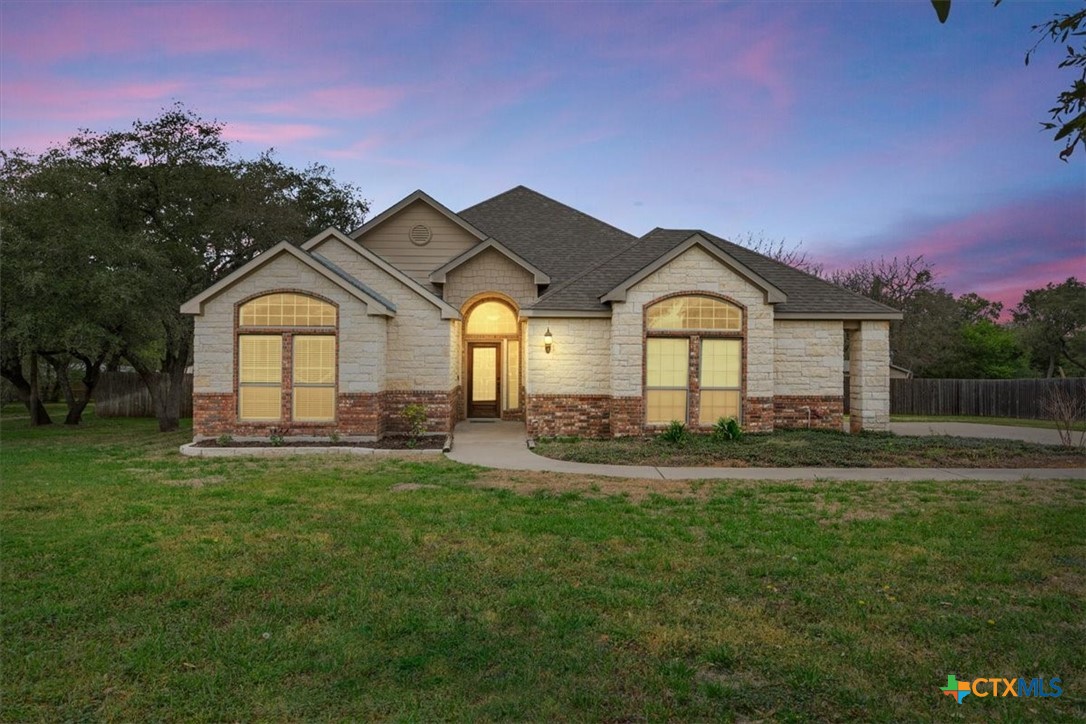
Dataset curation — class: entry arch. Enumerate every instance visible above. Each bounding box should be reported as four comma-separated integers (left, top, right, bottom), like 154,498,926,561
461,293,522,419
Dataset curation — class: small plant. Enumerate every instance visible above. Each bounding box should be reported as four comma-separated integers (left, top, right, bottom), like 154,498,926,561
712,416,743,442
1044,382,1086,449
268,427,287,447
658,420,690,445
402,403,428,448
328,431,341,444
215,434,234,447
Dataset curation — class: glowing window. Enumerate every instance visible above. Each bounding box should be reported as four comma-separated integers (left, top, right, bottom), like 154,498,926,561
238,335,282,420
240,293,336,327
505,341,520,410
699,339,742,425
645,338,689,424
646,296,741,332
293,336,335,421
465,301,517,335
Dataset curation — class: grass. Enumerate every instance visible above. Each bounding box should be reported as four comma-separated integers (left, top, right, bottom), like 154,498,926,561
891,414,1086,431
2,410,1085,721
534,428,1085,468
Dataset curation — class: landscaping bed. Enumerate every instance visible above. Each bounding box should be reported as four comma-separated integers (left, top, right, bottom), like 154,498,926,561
533,429,1086,468
192,436,444,450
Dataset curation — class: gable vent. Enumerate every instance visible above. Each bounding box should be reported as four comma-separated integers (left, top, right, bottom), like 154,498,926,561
409,224,432,246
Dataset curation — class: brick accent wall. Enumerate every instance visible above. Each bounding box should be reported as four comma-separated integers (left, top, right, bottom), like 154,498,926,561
382,390,456,435
610,396,644,437
526,394,611,438
774,395,844,430
193,389,457,440
744,396,775,433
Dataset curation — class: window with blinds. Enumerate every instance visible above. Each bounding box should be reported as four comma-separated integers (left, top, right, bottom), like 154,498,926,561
239,293,336,327
646,296,740,332
699,339,741,424
238,335,282,420
293,336,335,421
645,337,689,424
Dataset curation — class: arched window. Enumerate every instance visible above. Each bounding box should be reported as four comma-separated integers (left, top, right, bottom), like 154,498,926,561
237,293,337,422
644,295,743,426
646,295,740,332
465,300,517,335
239,293,336,327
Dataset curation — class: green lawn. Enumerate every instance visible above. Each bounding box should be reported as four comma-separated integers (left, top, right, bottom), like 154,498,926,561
2,412,1084,721
534,428,1085,468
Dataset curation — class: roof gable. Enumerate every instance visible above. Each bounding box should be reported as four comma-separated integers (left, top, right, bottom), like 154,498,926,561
349,189,487,242
458,186,636,289
429,238,551,285
180,241,396,316
601,234,787,305
302,227,461,319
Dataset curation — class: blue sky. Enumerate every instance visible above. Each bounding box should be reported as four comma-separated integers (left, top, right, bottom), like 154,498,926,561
2,0,1083,311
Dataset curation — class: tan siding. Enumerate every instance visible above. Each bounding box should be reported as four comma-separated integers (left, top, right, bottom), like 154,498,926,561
443,248,538,309
355,200,479,285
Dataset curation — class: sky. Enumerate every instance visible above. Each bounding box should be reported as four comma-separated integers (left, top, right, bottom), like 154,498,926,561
2,1,1083,314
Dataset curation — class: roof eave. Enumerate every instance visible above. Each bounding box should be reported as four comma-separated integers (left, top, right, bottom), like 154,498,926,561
429,238,551,285
347,189,488,242
600,235,788,305
180,241,395,317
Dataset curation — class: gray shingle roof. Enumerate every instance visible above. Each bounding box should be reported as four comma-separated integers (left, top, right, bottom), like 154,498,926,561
310,251,398,312
457,187,898,318
458,186,637,290
527,227,901,318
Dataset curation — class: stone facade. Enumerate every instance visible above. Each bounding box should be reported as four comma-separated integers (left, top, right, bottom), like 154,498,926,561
524,317,611,396
309,236,456,390
442,248,539,309
192,253,385,395
849,321,891,432
774,320,843,396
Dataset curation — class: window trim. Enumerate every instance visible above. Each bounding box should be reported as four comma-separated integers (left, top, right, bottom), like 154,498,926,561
233,291,340,426
643,293,747,428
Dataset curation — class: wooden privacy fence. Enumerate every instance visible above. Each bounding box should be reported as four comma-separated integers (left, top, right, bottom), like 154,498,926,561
96,372,194,418
890,378,1086,419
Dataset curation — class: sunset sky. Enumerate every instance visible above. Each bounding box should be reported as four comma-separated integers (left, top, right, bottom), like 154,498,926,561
2,1,1083,312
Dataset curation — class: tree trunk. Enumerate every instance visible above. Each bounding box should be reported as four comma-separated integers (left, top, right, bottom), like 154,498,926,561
0,356,53,424
28,352,49,426
42,354,79,424
128,335,189,433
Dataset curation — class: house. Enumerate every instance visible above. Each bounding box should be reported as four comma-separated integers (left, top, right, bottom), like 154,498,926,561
181,186,901,441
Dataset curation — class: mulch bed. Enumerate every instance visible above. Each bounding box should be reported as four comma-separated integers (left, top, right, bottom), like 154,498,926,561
194,437,444,450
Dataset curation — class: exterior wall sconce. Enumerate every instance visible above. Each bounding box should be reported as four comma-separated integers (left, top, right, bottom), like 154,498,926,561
543,327,553,354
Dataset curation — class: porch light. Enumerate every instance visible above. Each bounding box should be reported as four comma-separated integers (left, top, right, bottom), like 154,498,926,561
543,327,553,354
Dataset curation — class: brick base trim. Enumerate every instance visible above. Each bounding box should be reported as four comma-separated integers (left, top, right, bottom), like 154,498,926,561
193,388,457,440
743,396,774,433
526,394,611,438
774,395,844,431
610,396,644,437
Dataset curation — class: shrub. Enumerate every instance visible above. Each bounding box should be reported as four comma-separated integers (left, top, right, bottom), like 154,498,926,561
1044,383,1086,449
215,434,234,447
402,403,428,448
712,416,743,442
268,426,286,447
328,431,341,444
658,420,690,445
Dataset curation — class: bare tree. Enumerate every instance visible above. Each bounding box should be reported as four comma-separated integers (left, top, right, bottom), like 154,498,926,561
733,232,824,275
1044,381,1086,449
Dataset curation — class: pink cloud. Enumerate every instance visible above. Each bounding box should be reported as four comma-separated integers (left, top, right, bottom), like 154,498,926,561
5,79,187,123
256,85,405,119
223,123,329,146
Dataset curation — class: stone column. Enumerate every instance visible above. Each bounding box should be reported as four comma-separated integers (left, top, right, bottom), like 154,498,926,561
848,320,890,433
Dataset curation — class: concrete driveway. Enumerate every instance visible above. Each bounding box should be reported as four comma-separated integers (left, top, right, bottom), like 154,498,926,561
888,421,1074,446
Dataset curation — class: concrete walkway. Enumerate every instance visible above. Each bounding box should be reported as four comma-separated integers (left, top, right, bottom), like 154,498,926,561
445,420,1085,481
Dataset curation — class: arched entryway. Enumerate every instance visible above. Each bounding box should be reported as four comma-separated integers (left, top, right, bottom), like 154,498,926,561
462,295,522,419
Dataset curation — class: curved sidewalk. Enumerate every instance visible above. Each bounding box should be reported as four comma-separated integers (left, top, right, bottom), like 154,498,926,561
445,421,1086,481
